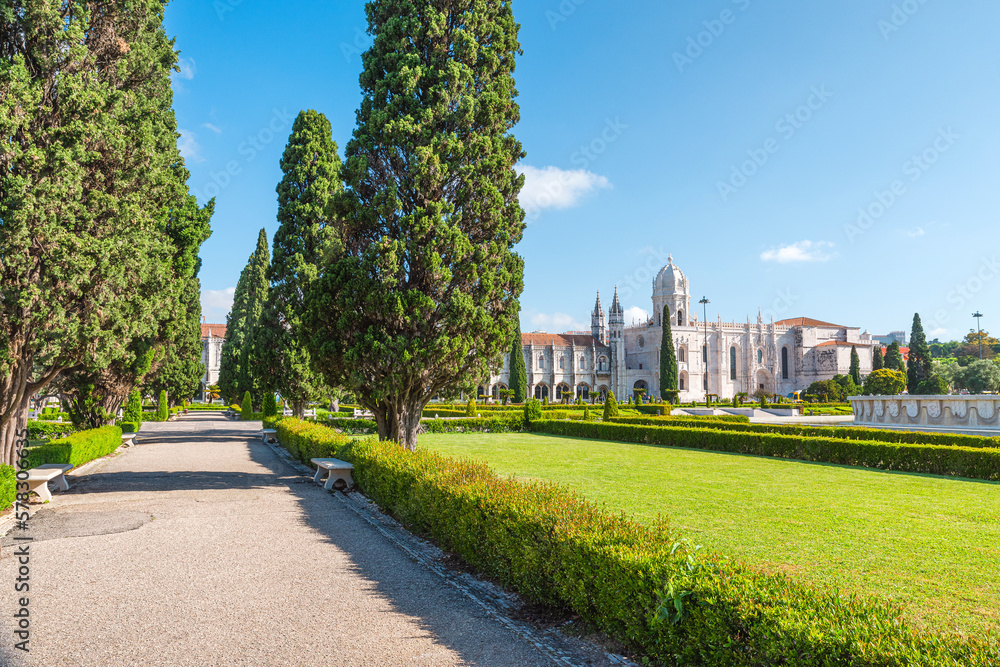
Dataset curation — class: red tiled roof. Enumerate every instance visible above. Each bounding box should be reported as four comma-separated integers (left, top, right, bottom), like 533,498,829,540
201,323,227,339
775,317,845,328
522,333,607,348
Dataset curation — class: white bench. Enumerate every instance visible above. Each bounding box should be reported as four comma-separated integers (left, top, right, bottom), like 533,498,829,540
304,408,317,418
121,433,137,447
262,429,277,444
25,464,72,502
311,458,354,490
352,409,374,418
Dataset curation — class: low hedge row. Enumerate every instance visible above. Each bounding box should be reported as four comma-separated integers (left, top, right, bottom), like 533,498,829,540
186,404,228,411
422,414,526,434
36,411,70,421
272,418,994,665
421,408,472,418
23,426,123,469
241,412,264,421
27,420,77,441
609,416,1000,450
536,421,1000,481
117,421,140,433
0,464,14,513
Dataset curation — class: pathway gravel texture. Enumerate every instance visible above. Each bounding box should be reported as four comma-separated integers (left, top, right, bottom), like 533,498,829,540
0,415,617,666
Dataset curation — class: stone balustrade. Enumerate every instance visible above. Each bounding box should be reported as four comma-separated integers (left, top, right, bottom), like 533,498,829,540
849,395,1000,431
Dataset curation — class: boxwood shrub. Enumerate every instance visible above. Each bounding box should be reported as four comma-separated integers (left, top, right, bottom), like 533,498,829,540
117,421,140,434
610,416,1000,449
27,421,77,441
271,418,995,666
537,420,1000,481
23,425,123,469
0,464,15,513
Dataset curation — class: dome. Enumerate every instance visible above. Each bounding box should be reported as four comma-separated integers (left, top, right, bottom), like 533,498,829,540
653,255,689,296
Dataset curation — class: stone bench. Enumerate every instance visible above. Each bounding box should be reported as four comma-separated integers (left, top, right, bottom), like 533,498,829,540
311,458,354,491
121,433,137,447
25,464,72,503
352,409,374,418
262,429,277,444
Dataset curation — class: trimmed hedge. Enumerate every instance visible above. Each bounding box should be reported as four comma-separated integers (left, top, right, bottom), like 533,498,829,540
609,416,1000,450
422,414,525,434
118,421,140,433
186,404,228,411
536,421,1000,481
23,426,123,469
272,418,995,666
0,464,14,513
27,420,77,441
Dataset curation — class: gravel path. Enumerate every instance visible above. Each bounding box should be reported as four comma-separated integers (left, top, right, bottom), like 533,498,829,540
0,415,622,666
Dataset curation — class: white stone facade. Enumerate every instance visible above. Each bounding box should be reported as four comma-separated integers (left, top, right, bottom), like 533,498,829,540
485,256,875,402
851,395,1000,432
200,323,226,399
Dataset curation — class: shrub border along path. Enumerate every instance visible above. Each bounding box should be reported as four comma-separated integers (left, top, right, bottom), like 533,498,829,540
271,417,997,666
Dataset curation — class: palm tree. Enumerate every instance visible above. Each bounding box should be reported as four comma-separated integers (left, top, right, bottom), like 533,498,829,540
207,384,221,404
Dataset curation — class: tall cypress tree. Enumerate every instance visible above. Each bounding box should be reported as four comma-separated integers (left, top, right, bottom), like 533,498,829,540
659,305,678,399
873,346,884,370
256,111,340,417
306,0,526,450
849,346,861,386
509,316,527,403
219,230,270,405
907,313,932,393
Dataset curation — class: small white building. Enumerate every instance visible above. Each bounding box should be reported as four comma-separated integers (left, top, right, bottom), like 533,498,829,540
484,256,874,402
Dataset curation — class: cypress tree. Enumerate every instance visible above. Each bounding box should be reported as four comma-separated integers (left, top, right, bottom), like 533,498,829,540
603,391,620,420
123,390,142,425
509,317,528,403
907,313,933,393
873,346,885,370
157,390,169,422
849,346,861,386
241,391,253,418
659,305,678,399
219,230,270,406
884,342,904,373
306,0,526,450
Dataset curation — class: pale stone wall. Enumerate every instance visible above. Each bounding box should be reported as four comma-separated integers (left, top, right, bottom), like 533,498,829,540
851,395,1000,430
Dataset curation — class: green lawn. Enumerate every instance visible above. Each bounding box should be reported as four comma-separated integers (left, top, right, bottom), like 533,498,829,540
419,432,1000,638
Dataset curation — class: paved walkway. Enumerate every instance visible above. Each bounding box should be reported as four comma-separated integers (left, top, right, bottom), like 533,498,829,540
0,415,614,666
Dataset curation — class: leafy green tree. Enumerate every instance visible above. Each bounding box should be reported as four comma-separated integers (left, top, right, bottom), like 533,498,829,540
255,111,340,418
950,360,1000,394
873,346,884,370
0,2,211,465
863,369,907,396
907,314,933,394
884,342,905,373
955,331,998,361
509,320,528,404
523,398,542,424
219,230,270,406
603,391,620,420
304,0,525,450
262,393,278,418
659,306,678,398
849,346,861,386
915,375,949,395
157,391,169,422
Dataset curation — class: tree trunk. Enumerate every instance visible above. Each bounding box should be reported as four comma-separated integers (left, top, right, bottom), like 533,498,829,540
293,400,306,420
370,399,424,451
0,396,30,469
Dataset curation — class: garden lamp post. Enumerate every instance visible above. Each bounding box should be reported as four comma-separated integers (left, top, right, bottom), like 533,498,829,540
973,312,984,360
700,296,710,397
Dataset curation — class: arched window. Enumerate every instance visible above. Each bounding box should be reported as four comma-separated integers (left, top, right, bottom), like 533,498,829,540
758,349,763,364
781,347,789,379
680,377,686,390
677,310,685,326
559,356,566,370
730,347,737,380
538,355,545,369
598,356,608,372
678,347,686,362
579,355,586,369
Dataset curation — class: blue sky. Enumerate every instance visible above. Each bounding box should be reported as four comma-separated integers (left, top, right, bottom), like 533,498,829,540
168,0,1000,342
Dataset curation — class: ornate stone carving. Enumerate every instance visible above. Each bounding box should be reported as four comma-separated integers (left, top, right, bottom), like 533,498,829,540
887,401,899,418
874,400,884,418
977,401,996,421
902,400,919,419
948,401,967,419
926,401,942,419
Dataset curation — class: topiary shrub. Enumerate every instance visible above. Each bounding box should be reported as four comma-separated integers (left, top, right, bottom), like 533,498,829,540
157,390,168,421
24,426,123,470
466,398,477,418
524,398,542,424
123,390,142,424
241,391,253,417
263,393,278,418
603,391,620,420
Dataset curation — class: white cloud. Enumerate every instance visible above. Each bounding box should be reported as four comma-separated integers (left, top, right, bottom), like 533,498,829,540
175,57,197,80
517,165,610,220
930,328,950,338
201,287,235,322
178,129,203,163
526,311,588,333
624,306,650,326
760,240,835,264
904,226,926,238
203,122,222,134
